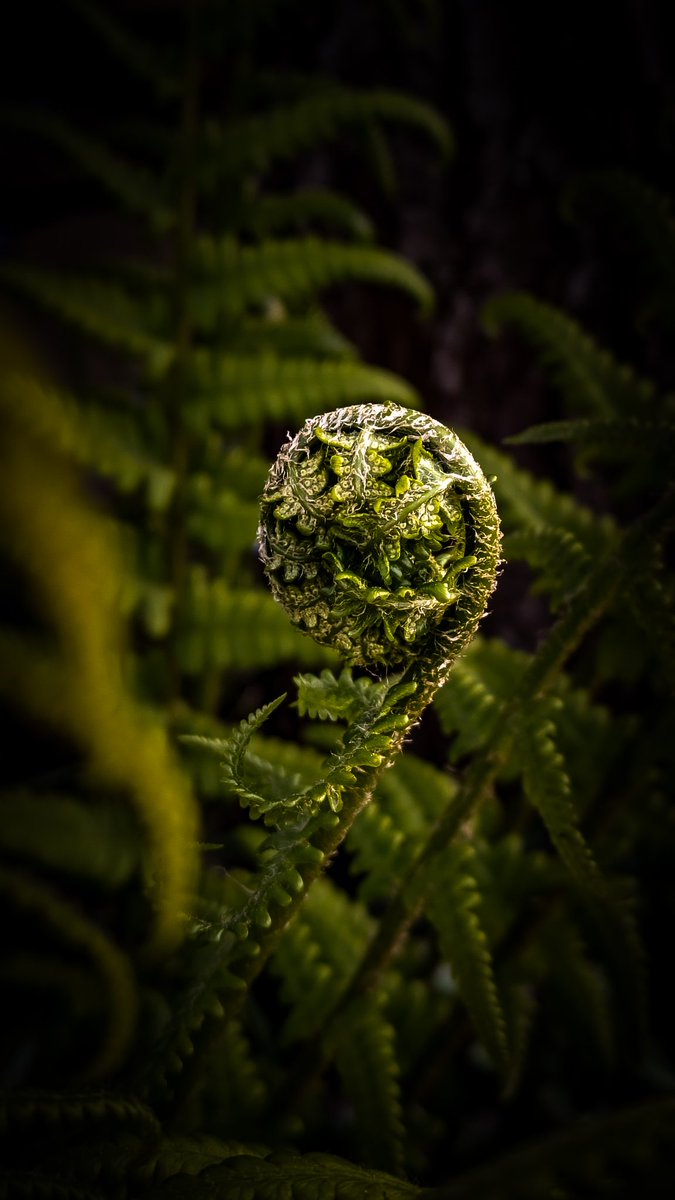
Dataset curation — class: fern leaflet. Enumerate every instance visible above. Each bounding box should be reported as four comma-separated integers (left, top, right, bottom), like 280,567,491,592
426,841,510,1075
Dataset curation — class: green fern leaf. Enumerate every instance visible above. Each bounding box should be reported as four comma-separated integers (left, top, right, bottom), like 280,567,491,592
149,1136,267,1182
520,713,602,890
503,525,593,608
333,994,406,1176
426,841,510,1074
462,433,615,554
174,571,337,674
184,354,419,432
143,1149,423,1199
184,479,259,557
242,188,375,241
225,311,358,360
294,667,387,722
272,877,372,1044
199,1020,268,1138
201,86,452,178
348,753,456,902
483,291,656,417
193,236,434,319
0,1089,159,1138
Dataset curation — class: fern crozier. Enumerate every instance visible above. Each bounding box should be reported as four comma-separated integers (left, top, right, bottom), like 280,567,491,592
259,403,501,667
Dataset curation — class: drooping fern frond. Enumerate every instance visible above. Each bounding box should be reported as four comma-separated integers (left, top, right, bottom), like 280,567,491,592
223,310,358,360
192,236,435,320
426,840,510,1075
241,188,375,241
483,291,656,416
200,86,453,180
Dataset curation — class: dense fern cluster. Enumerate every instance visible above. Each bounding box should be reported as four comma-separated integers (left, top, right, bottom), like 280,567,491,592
1,2,675,1197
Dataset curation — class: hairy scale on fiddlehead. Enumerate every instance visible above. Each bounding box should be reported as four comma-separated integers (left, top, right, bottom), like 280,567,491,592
259,402,501,677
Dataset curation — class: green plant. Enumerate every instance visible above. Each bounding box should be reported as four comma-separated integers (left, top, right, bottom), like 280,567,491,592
2,4,675,1197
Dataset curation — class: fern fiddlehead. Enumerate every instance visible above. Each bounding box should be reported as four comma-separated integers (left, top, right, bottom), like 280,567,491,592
259,401,501,683
162,404,500,1106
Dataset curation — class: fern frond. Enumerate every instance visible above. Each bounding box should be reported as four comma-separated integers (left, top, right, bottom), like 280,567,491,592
177,707,323,802
184,478,259,557
462,433,615,553
184,354,420,432
0,1089,159,1138
426,841,510,1074
2,374,174,511
220,695,299,823
503,525,593,608
193,236,434,319
218,669,408,826
348,753,456,902
141,1148,423,1198
434,646,507,763
148,1135,267,1183
175,571,337,674
0,109,170,227
483,291,656,417
294,667,387,722
224,311,358,360
271,877,371,1044
0,266,171,368
200,1020,268,1138
520,713,602,890
242,188,375,241
333,995,406,1176
202,86,452,178
0,868,138,1081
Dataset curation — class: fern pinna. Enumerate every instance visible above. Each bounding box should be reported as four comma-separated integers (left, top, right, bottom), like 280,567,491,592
3,1,675,1196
